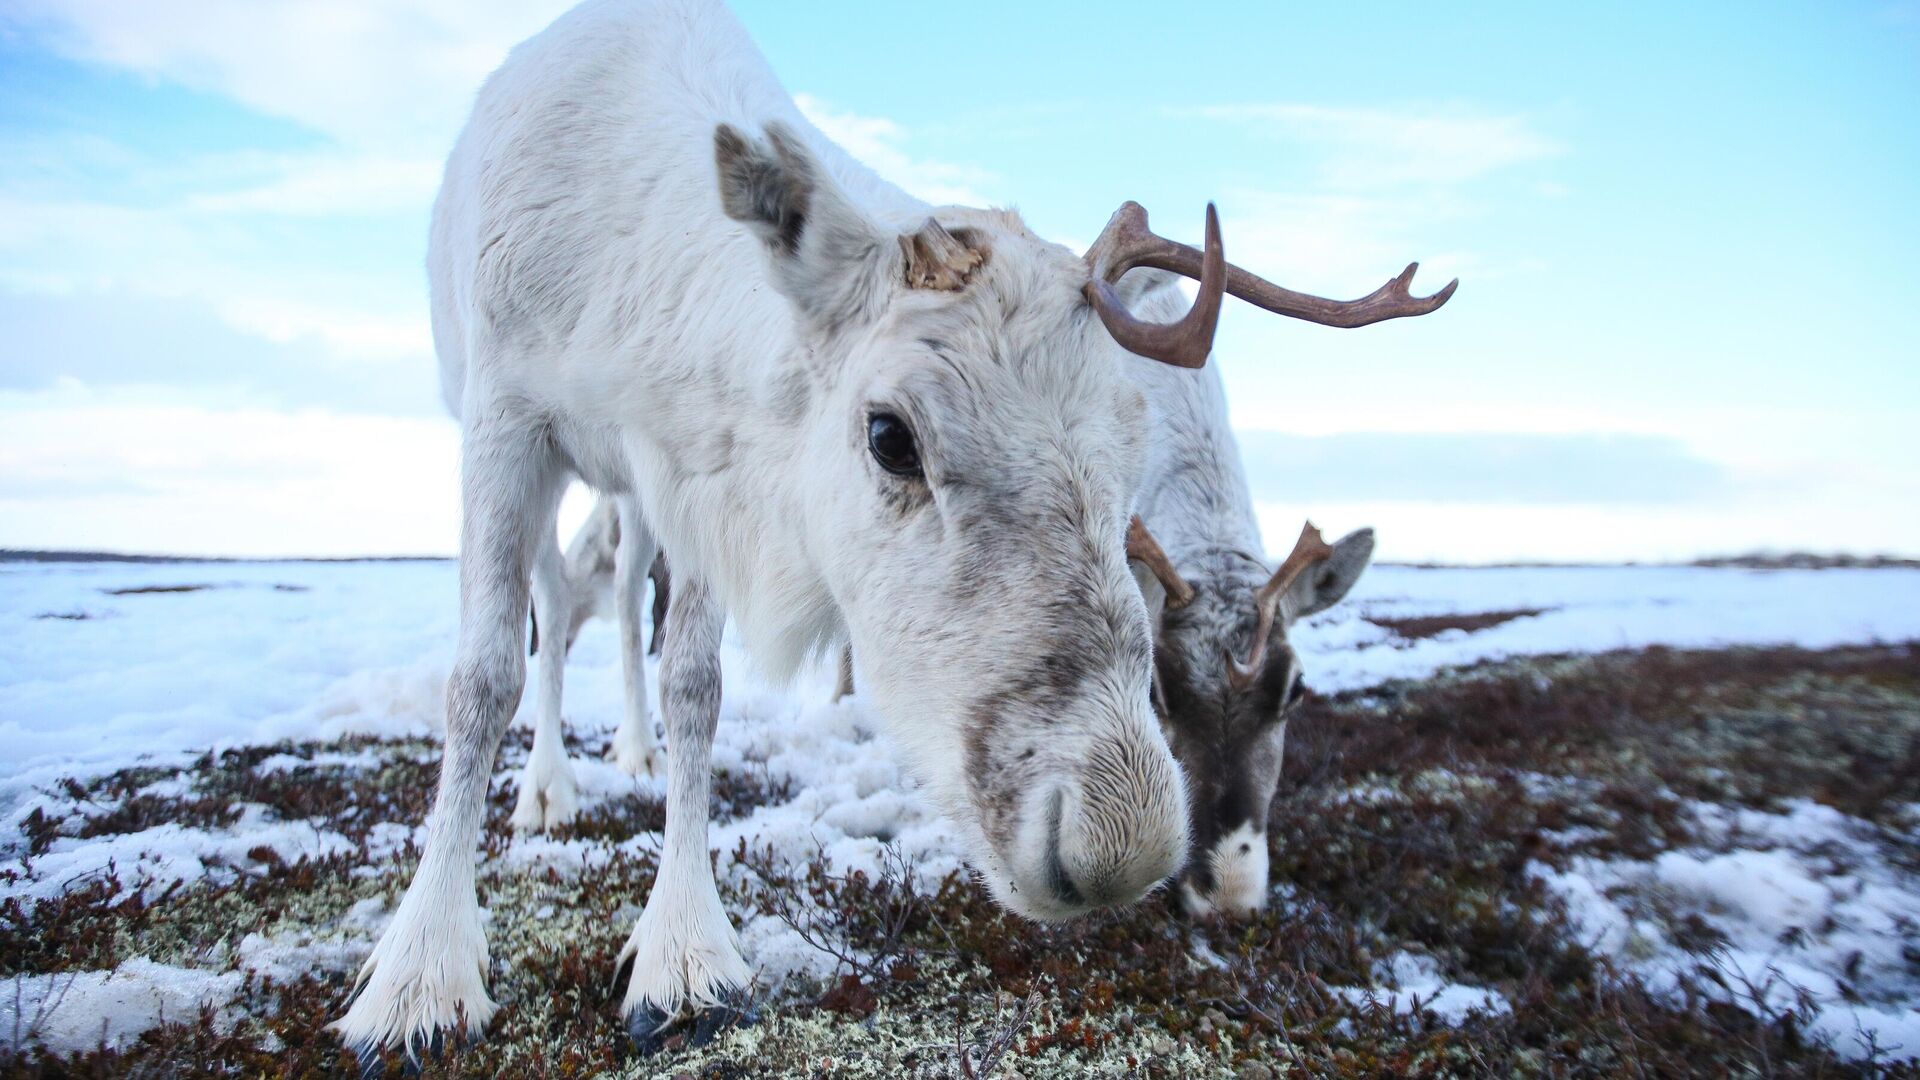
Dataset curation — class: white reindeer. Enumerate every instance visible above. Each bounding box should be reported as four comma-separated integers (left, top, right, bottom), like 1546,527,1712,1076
511,493,671,835
336,0,1450,1059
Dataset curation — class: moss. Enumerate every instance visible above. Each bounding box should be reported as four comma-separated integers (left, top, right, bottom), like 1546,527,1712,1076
9,642,1920,1078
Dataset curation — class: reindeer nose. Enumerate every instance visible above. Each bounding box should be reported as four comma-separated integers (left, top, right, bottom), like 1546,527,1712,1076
1042,790,1087,907
1046,737,1189,910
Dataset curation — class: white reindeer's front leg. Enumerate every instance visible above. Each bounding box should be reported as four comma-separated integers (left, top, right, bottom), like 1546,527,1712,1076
606,498,666,778
511,534,580,832
334,420,561,1062
618,576,753,1052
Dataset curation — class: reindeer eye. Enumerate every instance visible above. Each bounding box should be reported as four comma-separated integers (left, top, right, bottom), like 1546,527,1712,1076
867,413,921,477
1283,672,1309,711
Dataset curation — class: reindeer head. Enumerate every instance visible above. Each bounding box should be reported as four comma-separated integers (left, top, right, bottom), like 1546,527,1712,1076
715,122,1439,920
1137,522,1375,918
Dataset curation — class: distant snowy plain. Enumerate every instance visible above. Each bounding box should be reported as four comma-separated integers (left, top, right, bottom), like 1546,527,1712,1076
4,559,1919,1059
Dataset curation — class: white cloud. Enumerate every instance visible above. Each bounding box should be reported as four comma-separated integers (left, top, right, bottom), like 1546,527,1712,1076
0,388,461,556
795,93,997,207
216,296,431,361
185,151,443,216
1209,187,1474,298
2,0,575,151
0,191,435,388
1187,103,1561,189
0,289,442,416
1153,101,1559,297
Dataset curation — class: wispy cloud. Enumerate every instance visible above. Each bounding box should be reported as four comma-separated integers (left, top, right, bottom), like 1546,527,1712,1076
0,191,433,387
1,0,575,150
0,290,441,415
0,388,460,556
1235,431,1729,505
795,94,998,207
1167,102,1559,294
1211,188,1474,296
1184,103,1561,189
184,151,442,216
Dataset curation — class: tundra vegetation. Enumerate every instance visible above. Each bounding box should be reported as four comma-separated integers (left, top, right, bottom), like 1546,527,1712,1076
6,640,1917,1077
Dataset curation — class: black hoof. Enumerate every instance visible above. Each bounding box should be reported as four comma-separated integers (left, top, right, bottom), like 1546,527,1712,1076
353,1029,475,1079
625,1003,676,1057
692,992,759,1046
626,992,759,1056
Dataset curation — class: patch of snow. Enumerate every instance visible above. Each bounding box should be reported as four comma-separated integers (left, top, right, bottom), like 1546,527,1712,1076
1,805,354,904
1333,952,1510,1024
251,749,380,775
1533,798,1920,1061
234,929,367,984
2,958,242,1054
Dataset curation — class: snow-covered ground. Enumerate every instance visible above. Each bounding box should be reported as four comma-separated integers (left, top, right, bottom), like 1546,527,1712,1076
10,559,1918,805
1534,797,1920,1060
4,558,1919,1062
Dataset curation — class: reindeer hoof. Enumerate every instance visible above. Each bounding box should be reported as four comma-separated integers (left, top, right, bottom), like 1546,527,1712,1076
606,737,666,780
692,993,759,1046
625,992,758,1056
353,1028,478,1079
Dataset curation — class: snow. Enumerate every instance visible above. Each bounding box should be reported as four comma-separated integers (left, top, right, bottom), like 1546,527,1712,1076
1533,798,1920,1061
2,958,243,1054
1334,952,1511,1024
7,561,1919,807
3,558,1919,1058
1299,564,1920,692
1,560,459,810
1,804,356,904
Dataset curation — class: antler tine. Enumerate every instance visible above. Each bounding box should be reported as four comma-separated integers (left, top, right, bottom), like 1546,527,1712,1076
1092,203,1457,329
1257,521,1335,608
1226,522,1334,691
1217,258,1457,328
1126,515,1194,610
1084,203,1225,369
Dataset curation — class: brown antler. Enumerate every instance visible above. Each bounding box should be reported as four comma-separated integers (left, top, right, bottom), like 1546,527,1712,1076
1226,522,1333,691
1085,200,1457,343
1084,202,1226,368
1126,516,1194,610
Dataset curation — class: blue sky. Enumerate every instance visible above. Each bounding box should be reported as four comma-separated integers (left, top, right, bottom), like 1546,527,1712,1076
1,1,1915,561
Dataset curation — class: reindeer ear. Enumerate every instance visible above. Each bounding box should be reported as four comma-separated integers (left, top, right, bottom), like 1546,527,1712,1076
1111,266,1184,313
1287,527,1375,619
899,219,987,291
1131,558,1169,627
715,122,890,328
1126,515,1193,623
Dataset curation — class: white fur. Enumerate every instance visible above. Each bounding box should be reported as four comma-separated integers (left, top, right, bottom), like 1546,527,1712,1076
608,499,668,778
512,532,583,831
620,576,751,1020
511,495,664,834
339,0,1190,1054
1178,821,1269,918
